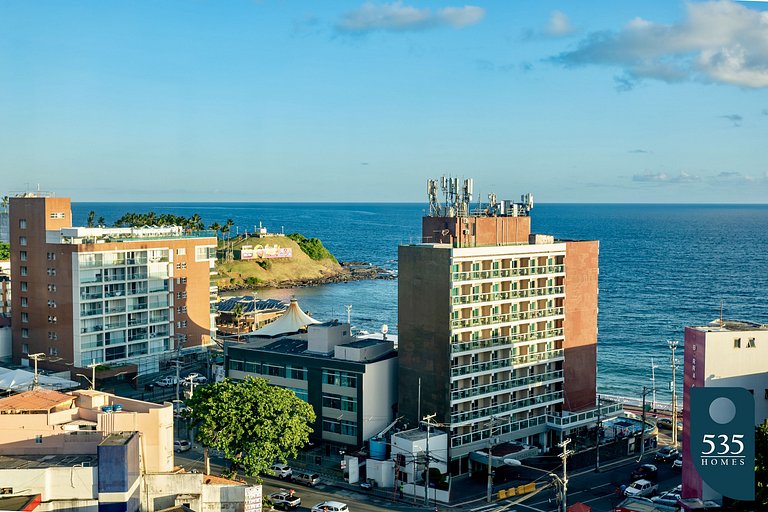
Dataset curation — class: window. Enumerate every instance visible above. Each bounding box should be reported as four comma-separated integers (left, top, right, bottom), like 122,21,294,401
48,284,57,292
35,435,43,444
22,343,29,354
48,316,57,324
229,359,244,371
176,248,186,256
47,252,56,260
21,328,29,338
264,363,285,378
19,236,27,246
290,366,307,380
47,299,56,308
734,338,742,348
21,297,28,307
20,266,27,276
20,282,28,292
50,212,65,219
176,277,187,285
748,338,756,348
19,219,27,229
20,251,27,261
765,389,768,400
47,268,56,276
48,331,58,340
21,312,28,323
48,347,58,356
322,370,357,388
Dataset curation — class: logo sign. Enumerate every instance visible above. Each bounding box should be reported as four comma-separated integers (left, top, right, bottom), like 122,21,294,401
691,387,754,501
244,485,262,512
240,244,292,260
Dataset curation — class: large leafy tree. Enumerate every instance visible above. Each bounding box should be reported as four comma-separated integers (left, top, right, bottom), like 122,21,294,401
186,377,315,478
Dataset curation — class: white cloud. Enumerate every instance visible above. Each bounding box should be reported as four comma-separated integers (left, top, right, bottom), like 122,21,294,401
337,2,485,33
551,0,768,88
546,11,574,36
632,171,701,183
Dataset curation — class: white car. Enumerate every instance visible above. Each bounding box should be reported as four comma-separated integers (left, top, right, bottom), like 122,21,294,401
185,373,207,384
156,376,179,387
268,490,301,509
310,501,348,512
268,463,292,479
174,440,191,452
624,479,658,498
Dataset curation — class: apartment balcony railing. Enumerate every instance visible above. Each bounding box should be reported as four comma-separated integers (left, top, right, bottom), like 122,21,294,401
149,314,169,324
149,330,169,340
148,284,169,294
103,274,126,282
81,308,103,318
451,370,563,401
80,292,103,301
451,327,564,354
450,414,548,448
127,318,147,327
450,348,564,378
127,273,148,281
80,276,103,284
104,321,126,330
451,265,564,282
546,401,623,428
126,257,148,265
127,287,148,296
452,287,565,307
104,306,126,314
80,325,103,334
104,290,125,298
451,307,564,329
128,303,148,311
450,390,563,424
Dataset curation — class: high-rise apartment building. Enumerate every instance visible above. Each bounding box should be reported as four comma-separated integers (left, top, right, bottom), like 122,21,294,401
398,178,600,474
682,320,768,503
9,193,217,375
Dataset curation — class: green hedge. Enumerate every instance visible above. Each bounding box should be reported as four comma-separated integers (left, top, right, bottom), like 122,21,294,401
287,233,337,262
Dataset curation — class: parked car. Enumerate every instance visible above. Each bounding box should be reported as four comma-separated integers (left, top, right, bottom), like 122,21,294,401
292,471,320,487
360,478,377,490
624,479,658,498
655,446,679,463
173,440,191,452
310,501,348,512
156,376,179,387
268,463,293,479
630,464,658,481
673,455,683,470
268,490,301,509
185,373,207,384
656,417,683,431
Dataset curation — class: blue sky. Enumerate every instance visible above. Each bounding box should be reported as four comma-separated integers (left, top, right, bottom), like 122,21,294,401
2,1,768,203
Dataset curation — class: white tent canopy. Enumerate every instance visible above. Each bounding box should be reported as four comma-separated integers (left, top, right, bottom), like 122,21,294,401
0,367,80,392
251,298,320,337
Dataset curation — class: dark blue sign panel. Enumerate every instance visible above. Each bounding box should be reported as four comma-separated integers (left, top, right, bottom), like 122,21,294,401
690,387,754,501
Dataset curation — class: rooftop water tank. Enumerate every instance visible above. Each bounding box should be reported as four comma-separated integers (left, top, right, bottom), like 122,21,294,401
101,405,113,413
369,437,387,461
113,404,123,412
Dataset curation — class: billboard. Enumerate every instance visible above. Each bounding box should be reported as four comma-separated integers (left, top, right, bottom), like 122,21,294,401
240,245,292,260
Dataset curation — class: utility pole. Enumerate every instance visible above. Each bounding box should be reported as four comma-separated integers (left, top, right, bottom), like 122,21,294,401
669,340,679,448
486,416,496,502
345,305,352,325
639,386,651,460
650,358,658,412
421,413,436,506
558,438,572,512
87,359,99,390
594,395,603,472
29,353,45,390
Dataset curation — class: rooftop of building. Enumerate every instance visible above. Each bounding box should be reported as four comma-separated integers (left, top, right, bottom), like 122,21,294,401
0,453,97,470
58,225,217,244
0,388,75,413
236,330,396,362
689,319,768,333
216,296,287,314
393,426,447,442
100,432,135,446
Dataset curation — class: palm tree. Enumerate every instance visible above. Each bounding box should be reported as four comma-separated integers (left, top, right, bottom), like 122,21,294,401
97,216,106,227
224,219,234,261
1,196,9,214
190,213,204,231
87,211,96,228
232,303,244,342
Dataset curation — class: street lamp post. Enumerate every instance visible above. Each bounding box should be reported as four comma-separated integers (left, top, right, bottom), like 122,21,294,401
668,340,680,448
28,353,45,390
504,445,571,512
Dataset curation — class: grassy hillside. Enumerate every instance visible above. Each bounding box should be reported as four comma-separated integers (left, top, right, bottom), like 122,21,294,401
215,235,342,289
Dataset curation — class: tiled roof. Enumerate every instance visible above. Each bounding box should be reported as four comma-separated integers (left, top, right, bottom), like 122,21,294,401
0,389,74,412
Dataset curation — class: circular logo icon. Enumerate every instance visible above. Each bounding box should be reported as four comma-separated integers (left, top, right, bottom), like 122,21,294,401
709,397,737,424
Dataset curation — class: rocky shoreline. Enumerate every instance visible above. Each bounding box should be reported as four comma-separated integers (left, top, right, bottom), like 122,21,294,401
219,261,397,291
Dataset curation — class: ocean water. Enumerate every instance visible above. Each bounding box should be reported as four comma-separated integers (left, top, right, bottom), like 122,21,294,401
72,202,768,401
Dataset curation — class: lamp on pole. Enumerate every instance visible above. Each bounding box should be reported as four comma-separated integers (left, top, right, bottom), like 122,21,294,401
420,413,436,506
668,340,680,448
28,353,45,390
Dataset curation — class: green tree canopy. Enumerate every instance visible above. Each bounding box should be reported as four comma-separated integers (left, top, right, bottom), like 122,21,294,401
185,377,315,478
0,242,9,260
287,233,337,262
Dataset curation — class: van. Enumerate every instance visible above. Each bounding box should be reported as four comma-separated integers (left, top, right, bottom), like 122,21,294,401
293,471,320,487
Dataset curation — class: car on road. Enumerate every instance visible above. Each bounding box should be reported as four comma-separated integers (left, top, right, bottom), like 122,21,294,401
630,464,658,481
268,490,301,509
173,440,191,452
268,463,292,479
624,479,658,498
156,376,179,387
185,373,207,384
360,478,377,490
292,471,320,487
310,501,348,512
656,417,682,431
655,446,679,463
672,454,682,470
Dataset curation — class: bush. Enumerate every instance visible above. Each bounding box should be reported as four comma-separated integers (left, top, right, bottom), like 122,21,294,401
244,277,259,286
257,260,271,270
287,233,337,262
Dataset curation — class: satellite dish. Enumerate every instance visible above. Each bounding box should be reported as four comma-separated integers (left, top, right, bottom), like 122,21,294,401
381,324,388,334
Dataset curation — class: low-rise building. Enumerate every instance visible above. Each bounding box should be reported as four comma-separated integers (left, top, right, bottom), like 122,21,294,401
226,320,398,448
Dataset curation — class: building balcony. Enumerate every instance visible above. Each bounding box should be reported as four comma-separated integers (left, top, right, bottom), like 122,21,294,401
451,327,564,354
450,390,564,425
451,307,563,330
450,348,564,379
81,308,103,318
451,265,564,283
450,414,548,448
452,287,564,307
546,401,623,430
450,370,564,402
80,292,104,301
